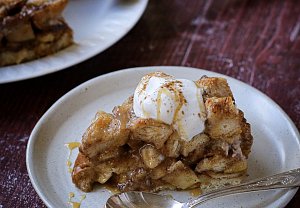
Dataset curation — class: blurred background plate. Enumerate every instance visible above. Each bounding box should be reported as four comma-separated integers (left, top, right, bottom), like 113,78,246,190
0,0,148,84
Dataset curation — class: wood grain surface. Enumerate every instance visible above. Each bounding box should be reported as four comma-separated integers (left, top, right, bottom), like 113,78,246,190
0,0,299,207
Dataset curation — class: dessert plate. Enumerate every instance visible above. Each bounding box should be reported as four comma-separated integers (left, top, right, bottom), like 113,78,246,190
26,66,300,208
0,0,148,84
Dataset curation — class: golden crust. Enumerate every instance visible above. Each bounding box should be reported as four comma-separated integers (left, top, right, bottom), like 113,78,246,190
72,153,95,192
240,116,253,158
195,154,247,173
80,111,129,159
196,77,233,100
29,0,69,29
205,97,242,142
180,133,209,157
162,161,199,189
129,118,174,149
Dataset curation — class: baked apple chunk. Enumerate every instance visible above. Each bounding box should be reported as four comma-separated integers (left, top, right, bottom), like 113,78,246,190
72,72,253,193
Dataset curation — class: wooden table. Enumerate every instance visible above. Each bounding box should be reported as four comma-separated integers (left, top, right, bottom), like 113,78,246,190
0,0,299,207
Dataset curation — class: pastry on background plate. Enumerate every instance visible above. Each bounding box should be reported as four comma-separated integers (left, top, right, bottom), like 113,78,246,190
0,0,73,66
72,72,253,193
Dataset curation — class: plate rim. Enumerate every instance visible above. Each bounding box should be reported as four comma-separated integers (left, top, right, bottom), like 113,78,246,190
26,66,300,208
0,0,148,84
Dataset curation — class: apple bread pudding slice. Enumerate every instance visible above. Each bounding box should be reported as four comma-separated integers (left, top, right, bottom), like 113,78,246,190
72,72,253,193
0,0,73,66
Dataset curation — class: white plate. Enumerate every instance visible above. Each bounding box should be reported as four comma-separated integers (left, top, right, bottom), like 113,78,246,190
26,66,300,208
0,0,148,84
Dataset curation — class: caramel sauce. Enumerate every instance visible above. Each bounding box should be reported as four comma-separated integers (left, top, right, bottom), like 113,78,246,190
141,102,150,117
156,87,174,121
68,192,86,208
65,142,80,173
156,88,162,120
66,142,81,150
172,84,187,138
189,188,202,197
173,85,184,121
155,80,189,138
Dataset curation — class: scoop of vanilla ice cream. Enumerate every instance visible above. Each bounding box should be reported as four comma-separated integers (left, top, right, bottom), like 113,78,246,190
133,72,206,141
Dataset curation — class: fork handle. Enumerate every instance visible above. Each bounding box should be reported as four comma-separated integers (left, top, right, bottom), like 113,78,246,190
185,168,300,208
